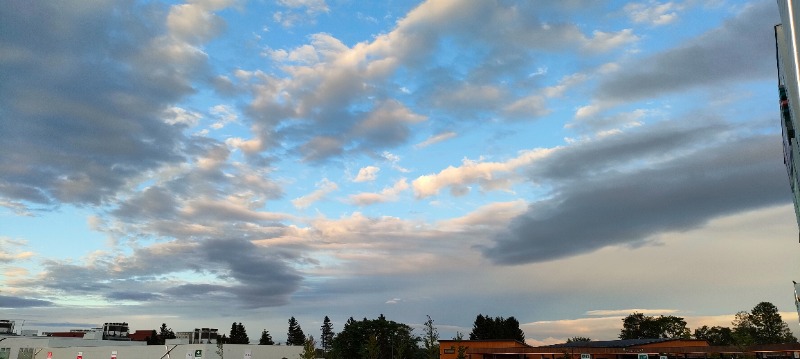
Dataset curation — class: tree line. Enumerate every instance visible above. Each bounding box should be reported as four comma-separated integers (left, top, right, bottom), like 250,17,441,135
150,313,522,359
146,302,795,358
616,302,797,346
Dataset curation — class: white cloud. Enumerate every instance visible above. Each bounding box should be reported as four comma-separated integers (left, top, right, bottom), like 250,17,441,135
414,132,456,149
291,179,338,209
163,106,202,127
209,104,237,129
411,149,555,198
583,29,639,53
354,166,380,182
348,179,409,206
0,237,34,263
625,1,683,26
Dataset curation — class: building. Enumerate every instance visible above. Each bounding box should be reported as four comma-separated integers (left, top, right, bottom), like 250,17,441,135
777,1,800,234
0,335,301,359
776,0,800,322
0,322,14,335
439,338,800,359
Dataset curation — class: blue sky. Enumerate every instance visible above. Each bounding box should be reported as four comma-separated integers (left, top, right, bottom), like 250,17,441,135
1,0,798,345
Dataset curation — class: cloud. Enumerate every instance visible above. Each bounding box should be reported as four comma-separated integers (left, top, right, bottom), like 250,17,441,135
0,237,34,263
0,0,234,208
348,179,409,206
625,1,683,26
411,149,554,198
246,2,635,162
21,237,303,309
0,295,52,308
483,132,790,264
106,291,163,302
292,179,338,209
354,166,380,182
415,132,456,149
582,29,639,53
595,2,777,102
209,104,238,129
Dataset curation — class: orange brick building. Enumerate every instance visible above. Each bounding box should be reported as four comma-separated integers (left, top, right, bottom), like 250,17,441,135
438,338,800,359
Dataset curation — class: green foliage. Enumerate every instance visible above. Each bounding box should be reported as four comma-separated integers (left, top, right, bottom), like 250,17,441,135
159,323,176,340
148,324,176,345
364,335,380,359
287,317,306,346
619,313,690,339
469,314,525,341
259,329,274,345
146,330,160,345
453,332,468,359
732,302,797,345
693,325,734,346
321,316,335,355
423,315,439,359
329,315,419,359
300,335,317,359
566,337,591,343
229,322,250,344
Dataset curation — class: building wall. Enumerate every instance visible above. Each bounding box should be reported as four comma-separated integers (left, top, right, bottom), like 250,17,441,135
0,338,301,359
777,1,800,229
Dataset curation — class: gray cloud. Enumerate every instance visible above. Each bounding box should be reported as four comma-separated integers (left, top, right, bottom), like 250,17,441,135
105,291,162,302
0,1,216,208
26,237,303,309
0,295,52,308
484,132,789,264
595,2,778,102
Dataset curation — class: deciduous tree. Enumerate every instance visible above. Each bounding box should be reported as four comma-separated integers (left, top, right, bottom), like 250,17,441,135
423,315,439,359
469,314,525,341
566,337,591,343
328,315,418,359
300,335,317,359
732,302,797,345
619,313,690,339
693,326,734,346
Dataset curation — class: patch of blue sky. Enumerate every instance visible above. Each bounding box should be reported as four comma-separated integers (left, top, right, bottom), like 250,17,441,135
1,207,108,259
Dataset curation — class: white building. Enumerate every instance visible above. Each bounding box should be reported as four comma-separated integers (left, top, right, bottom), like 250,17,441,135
0,336,302,359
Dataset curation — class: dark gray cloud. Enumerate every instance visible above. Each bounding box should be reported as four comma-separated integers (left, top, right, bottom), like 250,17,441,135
26,237,302,309
0,1,200,207
595,2,778,102
105,291,162,302
532,118,726,181
483,132,790,264
0,295,52,308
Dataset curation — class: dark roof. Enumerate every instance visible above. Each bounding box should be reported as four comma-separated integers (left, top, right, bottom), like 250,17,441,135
548,338,683,348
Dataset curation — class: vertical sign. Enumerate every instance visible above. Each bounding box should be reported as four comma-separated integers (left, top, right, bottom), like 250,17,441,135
581,354,591,359
194,350,202,359
47,353,52,359
243,350,251,359
185,352,193,359
77,352,83,359
638,354,648,359
111,351,117,359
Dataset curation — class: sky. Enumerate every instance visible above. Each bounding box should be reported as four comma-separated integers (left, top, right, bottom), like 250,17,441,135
0,0,798,346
